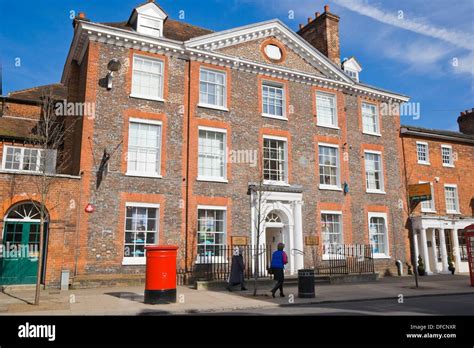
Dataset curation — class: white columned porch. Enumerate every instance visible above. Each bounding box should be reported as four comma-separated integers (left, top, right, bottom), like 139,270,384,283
451,229,462,273
430,229,440,273
438,228,449,273
293,201,304,271
420,228,432,275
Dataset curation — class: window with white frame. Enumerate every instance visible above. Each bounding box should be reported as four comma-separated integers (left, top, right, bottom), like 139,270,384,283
197,208,226,262
263,137,287,183
199,68,226,108
2,145,56,174
344,69,358,81
416,142,429,164
316,92,337,127
198,128,226,181
131,55,164,100
368,213,389,257
262,83,285,118
365,151,384,192
318,144,340,189
127,119,162,176
321,212,343,256
444,185,459,213
123,203,159,263
420,181,436,212
137,16,162,37
441,145,454,167
361,102,379,135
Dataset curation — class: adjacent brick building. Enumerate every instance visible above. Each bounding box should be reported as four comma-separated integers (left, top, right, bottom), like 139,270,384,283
1,1,414,287
400,110,474,275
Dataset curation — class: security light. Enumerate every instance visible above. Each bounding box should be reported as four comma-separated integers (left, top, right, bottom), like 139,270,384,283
106,59,122,90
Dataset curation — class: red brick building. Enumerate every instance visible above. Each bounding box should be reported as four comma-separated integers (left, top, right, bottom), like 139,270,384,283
0,87,81,286
1,1,413,287
401,110,474,275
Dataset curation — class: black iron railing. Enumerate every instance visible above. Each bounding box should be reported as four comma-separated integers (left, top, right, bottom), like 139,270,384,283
315,244,375,275
187,244,273,281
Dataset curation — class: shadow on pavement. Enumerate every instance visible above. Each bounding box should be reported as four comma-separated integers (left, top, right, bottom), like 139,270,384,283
105,292,144,303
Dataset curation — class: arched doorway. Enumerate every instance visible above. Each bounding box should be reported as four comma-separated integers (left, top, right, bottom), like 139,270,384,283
265,210,291,274
0,202,48,285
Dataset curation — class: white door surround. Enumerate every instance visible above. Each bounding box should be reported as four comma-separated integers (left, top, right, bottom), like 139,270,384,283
250,189,304,275
411,215,473,274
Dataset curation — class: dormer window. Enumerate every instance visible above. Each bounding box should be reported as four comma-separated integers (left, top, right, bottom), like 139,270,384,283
341,57,362,82
344,69,358,81
128,1,168,38
137,15,162,37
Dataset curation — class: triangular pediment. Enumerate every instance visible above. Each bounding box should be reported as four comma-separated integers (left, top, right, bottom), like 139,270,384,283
185,19,352,83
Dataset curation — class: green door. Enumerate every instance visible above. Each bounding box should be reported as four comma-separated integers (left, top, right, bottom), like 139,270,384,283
0,222,40,285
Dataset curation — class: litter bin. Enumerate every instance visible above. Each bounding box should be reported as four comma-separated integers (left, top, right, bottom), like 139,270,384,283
298,269,315,298
144,245,179,304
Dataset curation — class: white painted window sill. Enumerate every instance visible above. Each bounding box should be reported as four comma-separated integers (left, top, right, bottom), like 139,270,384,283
446,210,461,215
421,209,437,213
442,164,455,168
130,94,165,103
372,254,391,259
362,131,381,137
317,124,340,130
125,172,162,179
122,258,146,266
261,113,288,121
197,177,228,183
198,103,229,112
417,161,431,166
319,185,343,191
263,180,290,187
366,189,386,194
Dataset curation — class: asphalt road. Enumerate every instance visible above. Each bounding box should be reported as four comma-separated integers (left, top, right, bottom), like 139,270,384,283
201,293,474,316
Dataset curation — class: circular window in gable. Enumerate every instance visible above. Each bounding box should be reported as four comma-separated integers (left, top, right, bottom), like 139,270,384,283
261,40,286,63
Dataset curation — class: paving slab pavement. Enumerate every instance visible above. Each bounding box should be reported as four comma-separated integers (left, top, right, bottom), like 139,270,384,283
0,274,472,315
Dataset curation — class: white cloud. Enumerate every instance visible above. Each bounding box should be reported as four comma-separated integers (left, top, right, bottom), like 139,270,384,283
333,0,474,51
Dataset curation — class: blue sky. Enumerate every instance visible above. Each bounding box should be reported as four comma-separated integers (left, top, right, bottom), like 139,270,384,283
1,0,473,130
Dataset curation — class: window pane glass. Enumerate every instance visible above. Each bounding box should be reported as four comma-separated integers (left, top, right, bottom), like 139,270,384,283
132,56,164,99
127,122,161,175
124,206,159,259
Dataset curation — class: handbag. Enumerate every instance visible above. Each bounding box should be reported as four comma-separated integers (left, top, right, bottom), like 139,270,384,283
267,266,274,275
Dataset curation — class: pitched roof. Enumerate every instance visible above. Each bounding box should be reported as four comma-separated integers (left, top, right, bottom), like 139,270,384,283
102,18,213,42
8,83,67,101
400,124,474,143
0,116,39,141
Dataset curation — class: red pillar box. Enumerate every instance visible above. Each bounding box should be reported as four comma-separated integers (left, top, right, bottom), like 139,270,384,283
144,245,179,304
464,224,474,287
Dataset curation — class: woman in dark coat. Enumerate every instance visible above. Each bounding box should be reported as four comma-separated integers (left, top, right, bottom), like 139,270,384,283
270,242,288,298
227,247,247,291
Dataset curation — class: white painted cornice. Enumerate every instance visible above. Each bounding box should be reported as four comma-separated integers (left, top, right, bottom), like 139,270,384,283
61,20,409,102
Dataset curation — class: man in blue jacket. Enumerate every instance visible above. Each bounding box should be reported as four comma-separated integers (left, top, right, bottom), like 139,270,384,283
270,243,288,298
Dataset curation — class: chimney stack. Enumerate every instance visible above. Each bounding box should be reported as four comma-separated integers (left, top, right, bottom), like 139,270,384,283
457,108,474,135
297,4,341,65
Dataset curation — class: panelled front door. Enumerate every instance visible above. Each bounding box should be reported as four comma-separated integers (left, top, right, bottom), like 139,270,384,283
0,222,40,285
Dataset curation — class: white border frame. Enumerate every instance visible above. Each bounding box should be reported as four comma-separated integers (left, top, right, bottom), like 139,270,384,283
262,135,289,186
320,210,343,260
416,141,430,165
318,142,342,191
364,150,385,194
130,54,165,102
122,202,161,265
315,91,339,129
197,126,228,183
441,144,454,168
125,118,163,178
361,102,381,136
1,145,44,174
444,184,460,214
367,212,390,259
196,205,228,264
198,67,228,111
261,80,287,120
